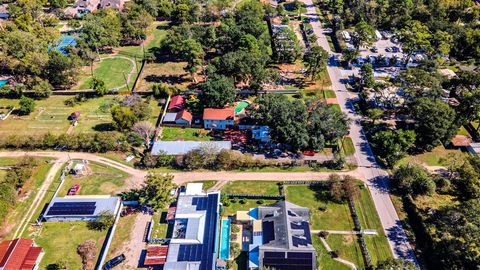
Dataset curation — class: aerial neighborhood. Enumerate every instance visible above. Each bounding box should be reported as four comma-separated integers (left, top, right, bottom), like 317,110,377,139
0,0,479,269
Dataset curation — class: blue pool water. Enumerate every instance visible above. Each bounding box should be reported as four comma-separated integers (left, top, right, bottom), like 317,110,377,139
0,80,8,87
219,219,231,260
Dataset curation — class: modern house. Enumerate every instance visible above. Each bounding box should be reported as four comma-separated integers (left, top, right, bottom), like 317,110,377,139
168,95,185,112
43,195,121,222
242,201,317,270
163,110,193,126
203,108,235,130
0,238,43,270
99,0,125,10
162,183,221,270
151,141,231,156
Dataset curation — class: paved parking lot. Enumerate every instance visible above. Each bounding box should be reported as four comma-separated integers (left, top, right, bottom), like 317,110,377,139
358,39,405,59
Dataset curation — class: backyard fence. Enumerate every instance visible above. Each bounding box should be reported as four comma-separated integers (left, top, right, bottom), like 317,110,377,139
226,194,285,200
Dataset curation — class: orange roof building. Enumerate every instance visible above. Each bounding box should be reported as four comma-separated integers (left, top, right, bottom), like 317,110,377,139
203,108,235,130
144,245,169,266
0,238,43,270
168,95,185,112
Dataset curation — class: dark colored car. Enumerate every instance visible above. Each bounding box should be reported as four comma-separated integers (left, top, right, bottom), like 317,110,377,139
103,254,126,270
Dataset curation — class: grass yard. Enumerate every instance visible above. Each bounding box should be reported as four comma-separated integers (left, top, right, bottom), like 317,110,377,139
136,61,192,91
0,96,118,135
222,181,281,195
106,213,137,259
151,210,170,239
149,99,162,126
0,158,53,239
354,188,393,264
57,161,130,197
320,90,336,98
285,185,355,230
33,222,106,269
312,235,351,270
222,199,278,217
326,234,365,268
397,146,466,167
340,137,355,156
76,57,135,91
161,127,213,141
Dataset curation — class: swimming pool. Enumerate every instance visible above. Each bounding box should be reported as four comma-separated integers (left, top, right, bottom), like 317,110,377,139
0,79,8,87
219,219,231,260
53,35,77,55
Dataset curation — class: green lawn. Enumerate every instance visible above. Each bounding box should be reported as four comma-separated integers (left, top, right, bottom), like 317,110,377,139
320,90,337,98
57,161,130,197
222,181,281,195
1,158,53,240
312,235,351,270
285,185,355,230
222,199,278,217
161,127,213,141
326,234,365,268
340,137,355,156
329,104,341,112
354,188,393,264
151,210,170,239
106,213,137,260
397,146,466,167
77,57,134,90
33,222,106,269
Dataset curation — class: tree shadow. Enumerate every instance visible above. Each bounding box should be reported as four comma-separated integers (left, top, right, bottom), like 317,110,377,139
144,74,188,85
93,122,115,132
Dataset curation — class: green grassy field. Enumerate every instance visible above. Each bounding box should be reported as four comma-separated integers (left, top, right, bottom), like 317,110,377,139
77,58,134,90
57,161,130,197
0,157,53,239
161,127,213,141
312,235,351,270
34,222,106,269
222,181,281,195
151,210,170,239
397,146,466,167
106,213,137,260
326,234,365,268
285,185,355,230
340,137,355,156
355,188,392,264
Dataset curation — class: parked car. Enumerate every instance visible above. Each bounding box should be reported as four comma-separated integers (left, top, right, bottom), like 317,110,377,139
370,47,378,53
103,254,126,270
392,46,400,52
385,47,393,52
67,184,80,195
303,150,315,156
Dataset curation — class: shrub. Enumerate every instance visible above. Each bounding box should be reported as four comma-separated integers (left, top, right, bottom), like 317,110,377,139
239,199,246,204
318,231,329,238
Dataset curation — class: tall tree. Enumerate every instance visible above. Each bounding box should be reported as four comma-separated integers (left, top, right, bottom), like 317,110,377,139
353,21,375,49
141,173,176,209
303,46,329,80
200,74,236,108
410,97,456,150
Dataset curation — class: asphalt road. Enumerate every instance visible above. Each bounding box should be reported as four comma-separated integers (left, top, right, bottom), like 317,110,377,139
300,0,419,263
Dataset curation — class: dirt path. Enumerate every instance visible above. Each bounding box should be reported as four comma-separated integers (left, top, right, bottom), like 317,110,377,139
117,213,151,269
320,237,357,270
12,160,67,238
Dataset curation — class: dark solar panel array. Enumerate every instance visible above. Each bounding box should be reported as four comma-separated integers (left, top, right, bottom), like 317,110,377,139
262,221,275,243
263,251,314,270
177,193,219,270
290,221,312,247
47,202,96,216
191,197,208,211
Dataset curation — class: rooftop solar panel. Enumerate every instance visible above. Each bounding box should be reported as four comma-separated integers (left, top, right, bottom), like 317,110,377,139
46,202,97,216
262,221,275,243
263,251,314,270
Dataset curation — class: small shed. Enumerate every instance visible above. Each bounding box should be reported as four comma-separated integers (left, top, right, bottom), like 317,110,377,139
70,163,87,175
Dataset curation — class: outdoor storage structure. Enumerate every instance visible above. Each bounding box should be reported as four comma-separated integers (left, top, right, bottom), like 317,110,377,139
203,108,235,130
163,183,221,270
43,195,121,222
163,110,193,125
144,245,169,266
0,238,43,270
168,95,185,112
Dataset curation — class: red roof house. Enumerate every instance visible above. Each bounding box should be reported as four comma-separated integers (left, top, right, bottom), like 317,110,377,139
0,238,43,270
144,245,169,265
203,108,235,130
168,95,185,112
